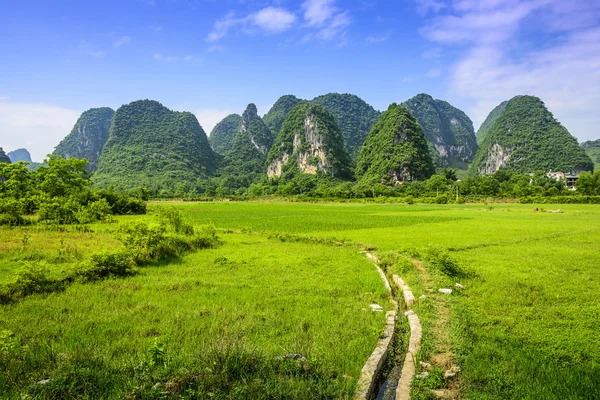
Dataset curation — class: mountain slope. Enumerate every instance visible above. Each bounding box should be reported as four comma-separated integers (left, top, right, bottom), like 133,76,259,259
311,93,380,159
356,103,434,185
476,100,509,145
0,148,11,164
222,104,274,180
263,95,304,136
581,139,600,171
53,107,115,172
402,93,477,170
470,96,593,175
267,102,352,179
93,100,217,190
7,148,32,163
209,114,241,155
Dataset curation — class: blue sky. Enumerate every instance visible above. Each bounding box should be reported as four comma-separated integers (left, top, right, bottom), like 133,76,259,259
1,0,599,161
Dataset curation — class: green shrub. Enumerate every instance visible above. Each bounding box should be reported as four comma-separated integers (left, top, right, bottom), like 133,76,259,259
159,207,194,235
3,263,63,299
423,245,466,278
74,198,113,224
74,251,136,281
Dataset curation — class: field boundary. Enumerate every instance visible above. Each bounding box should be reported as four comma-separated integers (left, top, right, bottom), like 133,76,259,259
393,274,422,400
354,253,398,400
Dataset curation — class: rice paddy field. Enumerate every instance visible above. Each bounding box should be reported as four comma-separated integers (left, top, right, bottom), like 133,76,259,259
1,201,599,399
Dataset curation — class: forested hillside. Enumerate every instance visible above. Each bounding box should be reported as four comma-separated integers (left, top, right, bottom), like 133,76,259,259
476,100,508,145
93,100,217,191
0,148,11,164
471,96,593,174
311,93,380,159
209,114,241,155
402,94,477,170
356,103,434,185
53,107,115,172
263,95,304,136
582,139,600,171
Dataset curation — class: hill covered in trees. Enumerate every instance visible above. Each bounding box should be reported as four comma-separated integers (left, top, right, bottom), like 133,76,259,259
470,96,593,175
311,93,380,159
263,95,304,136
267,102,352,180
356,104,434,185
402,94,477,170
93,100,217,191
53,107,115,172
582,140,600,171
208,114,241,155
0,148,10,164
476,100,509,145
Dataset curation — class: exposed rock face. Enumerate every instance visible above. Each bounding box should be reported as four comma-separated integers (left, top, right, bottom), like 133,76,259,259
311,93,381,159
54,107,115,172
93,100,217,190
0,148,11,164
263,95,304,136
267,102,352,179
356,103,434,185
402,94,477,170
240,104,272,155
7,148,32,163
208,114,241,155
470,95,593,175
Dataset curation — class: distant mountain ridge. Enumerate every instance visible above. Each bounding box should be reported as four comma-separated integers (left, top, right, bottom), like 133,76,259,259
209,114,241,155
7,148,32,163
581,139,600,171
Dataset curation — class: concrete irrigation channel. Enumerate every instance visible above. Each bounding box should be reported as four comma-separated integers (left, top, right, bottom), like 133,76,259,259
354,253,423,400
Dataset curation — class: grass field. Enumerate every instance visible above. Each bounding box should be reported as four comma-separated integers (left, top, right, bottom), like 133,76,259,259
1,201,599,399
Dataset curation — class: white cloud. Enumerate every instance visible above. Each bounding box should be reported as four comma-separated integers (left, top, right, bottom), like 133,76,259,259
192,109,236,134
207,7,296,41
0,102,80,162
153,53,177,62
301,0,352,42
208,45,225,53
302,0,337,26
88,50,105,57
415,0,447,14
0,96,10,102
251,7,296,33
366,34,388,43
426,68,442,78
112,36,132,48
150,25,163,32
417,0,600,141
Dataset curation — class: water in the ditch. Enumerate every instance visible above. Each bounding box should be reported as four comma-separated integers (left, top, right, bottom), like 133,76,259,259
375,365,401,400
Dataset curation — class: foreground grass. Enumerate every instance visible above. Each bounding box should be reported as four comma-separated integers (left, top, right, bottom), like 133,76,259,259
0,225,389,399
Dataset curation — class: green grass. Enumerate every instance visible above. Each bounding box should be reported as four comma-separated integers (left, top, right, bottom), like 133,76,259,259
2,201,600,399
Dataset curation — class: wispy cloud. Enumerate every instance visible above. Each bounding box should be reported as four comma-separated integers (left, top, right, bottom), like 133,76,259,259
426,68,442,78
366,34,388,44
89,50,105,57
301,0,352,42
112,36,131,48
153,53,177,62
207,7,296,41
150,25,163,32
0,96,10,102
416,0,600,141
208,45,225,53
415,0,446,14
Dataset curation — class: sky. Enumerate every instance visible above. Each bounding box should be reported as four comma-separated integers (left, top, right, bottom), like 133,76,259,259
1,0,599,161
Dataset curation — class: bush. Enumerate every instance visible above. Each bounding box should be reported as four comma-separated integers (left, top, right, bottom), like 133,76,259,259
2,263,63,299
0,199,27,226
74,251,136,281
423,245,466,278
74,198,114,224
159,207,194,235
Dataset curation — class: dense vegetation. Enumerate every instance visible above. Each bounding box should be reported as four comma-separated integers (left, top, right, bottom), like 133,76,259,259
0,155,145,227
402,93,478,170
356,103,434,185
0,148,10,164
311,93,381,159
218,104,274,189
262,95,304,136
267,102,352,181
475,100,508,144
581,139,600,171
208,113,241,155
93,100,217,192
470,95,593,175
53,107,115,172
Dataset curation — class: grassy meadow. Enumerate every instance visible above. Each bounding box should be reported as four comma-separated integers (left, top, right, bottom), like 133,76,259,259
1,201,599,399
